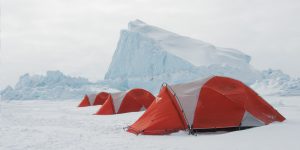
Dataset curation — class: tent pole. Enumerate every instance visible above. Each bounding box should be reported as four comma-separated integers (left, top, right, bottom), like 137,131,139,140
165,84,192,134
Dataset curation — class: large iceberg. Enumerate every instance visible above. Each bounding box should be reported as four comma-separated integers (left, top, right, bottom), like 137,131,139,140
2,20,300,100
105,20,261,93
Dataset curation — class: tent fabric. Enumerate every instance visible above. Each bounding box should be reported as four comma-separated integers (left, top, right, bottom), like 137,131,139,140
78,95,91,107
168,76,213,127
127,76,285,135
127,86,187,135
241,112,264,126
78,92,109,107
95,88,155,115
95,95,116,114
78,94,96,107
111,92,127,113
94,92,110,105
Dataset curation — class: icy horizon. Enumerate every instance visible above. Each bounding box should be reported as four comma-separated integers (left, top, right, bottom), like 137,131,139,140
1,0,300,90
2,20,300,100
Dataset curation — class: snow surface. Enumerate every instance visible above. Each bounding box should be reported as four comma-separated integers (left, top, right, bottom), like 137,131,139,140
0,96,299,150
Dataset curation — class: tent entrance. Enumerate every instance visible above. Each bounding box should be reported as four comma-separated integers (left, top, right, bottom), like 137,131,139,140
191,126,255,133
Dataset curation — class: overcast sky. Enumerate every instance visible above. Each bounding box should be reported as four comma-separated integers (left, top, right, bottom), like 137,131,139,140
1,0,300,89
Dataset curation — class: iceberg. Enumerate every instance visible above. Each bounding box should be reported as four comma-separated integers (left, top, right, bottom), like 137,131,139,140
2,20,300,100
105,20,261,93
0,71,112,100
251,69,300,96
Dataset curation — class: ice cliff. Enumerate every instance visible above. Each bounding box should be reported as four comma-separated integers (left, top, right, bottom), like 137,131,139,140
105,20,261,93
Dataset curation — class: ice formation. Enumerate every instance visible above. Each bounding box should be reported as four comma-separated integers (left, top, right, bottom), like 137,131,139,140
2,20,300,100
105,20,261,93
0,71,111,100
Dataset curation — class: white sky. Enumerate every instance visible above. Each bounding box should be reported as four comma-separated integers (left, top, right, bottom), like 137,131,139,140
1,0,300,89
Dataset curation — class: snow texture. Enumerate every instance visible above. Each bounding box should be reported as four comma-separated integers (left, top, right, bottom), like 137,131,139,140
0,96,299,150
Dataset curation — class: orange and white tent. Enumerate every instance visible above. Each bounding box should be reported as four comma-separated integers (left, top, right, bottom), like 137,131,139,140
127,76,286,135
78,92,110,107
95,88,155,115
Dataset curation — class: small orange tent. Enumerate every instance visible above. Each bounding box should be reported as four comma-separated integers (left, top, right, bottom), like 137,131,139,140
127,76,285,135
95,88,155,115
78,92,109,107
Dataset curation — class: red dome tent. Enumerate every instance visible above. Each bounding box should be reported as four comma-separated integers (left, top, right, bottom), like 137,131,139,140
95,88,155,115
127,76,285,135
78,92,110,107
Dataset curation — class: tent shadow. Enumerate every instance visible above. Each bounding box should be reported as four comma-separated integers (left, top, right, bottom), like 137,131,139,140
192,126,255,135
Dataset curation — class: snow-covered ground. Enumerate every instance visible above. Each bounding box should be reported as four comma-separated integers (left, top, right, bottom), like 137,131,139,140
0,96,299,150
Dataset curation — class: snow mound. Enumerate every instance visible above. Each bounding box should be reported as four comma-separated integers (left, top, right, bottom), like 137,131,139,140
251,69,300,96
105,20,260,93
0,71,111,100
